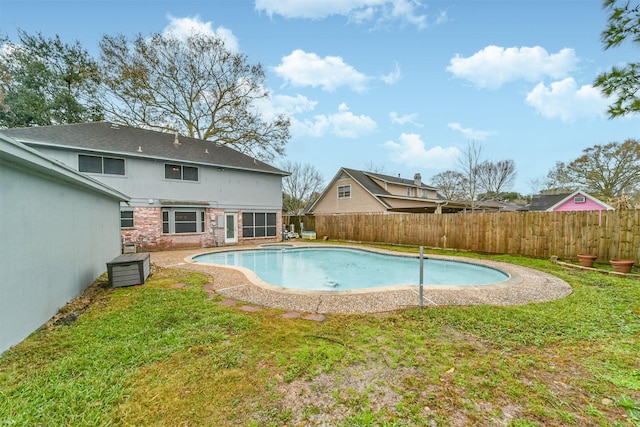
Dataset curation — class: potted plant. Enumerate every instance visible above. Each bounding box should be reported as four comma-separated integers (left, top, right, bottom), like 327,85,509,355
577,254,597,268
610,259,635,274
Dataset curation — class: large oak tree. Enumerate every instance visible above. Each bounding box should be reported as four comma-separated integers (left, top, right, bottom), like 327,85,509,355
546,139,640,199
99,31,290,161
0,31,102,127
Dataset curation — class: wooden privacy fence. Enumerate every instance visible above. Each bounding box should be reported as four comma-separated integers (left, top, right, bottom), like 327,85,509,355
313,210,640,263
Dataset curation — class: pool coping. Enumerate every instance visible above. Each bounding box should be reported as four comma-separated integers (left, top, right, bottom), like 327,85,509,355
187,244,523,295
151,242,573,314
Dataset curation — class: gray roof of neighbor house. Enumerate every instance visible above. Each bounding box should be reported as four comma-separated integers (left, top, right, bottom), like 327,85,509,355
0,122,288,176
342,167,441,196
306,167,445,213
521,193,572,211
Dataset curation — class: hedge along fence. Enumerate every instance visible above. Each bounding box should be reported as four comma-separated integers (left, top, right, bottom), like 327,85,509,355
313,210,640,263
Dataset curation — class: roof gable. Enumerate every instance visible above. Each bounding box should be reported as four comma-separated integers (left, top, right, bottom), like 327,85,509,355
547,190,614,211
527,191,614,211
307,167,445,213
0,122,287,176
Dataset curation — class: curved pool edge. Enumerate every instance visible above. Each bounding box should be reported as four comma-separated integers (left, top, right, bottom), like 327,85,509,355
153,243,575,314
186,244,523,296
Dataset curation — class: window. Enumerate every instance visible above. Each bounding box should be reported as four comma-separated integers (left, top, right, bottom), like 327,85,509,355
79,154,125,175
165,164,198,181
574,196,586,203
337,185,351,199
120,210,134,228
242,212,277,238
162,208,205,234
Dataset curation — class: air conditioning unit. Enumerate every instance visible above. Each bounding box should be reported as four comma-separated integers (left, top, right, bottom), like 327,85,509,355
122,243,137,253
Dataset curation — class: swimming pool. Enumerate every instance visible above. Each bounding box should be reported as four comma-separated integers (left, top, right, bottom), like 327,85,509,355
192,246,509,291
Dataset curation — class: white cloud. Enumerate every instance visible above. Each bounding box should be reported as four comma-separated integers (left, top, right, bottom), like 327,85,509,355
447,45,578,89
447,122,493,141
253,92,317,122
293,103,377,138
390,111,419,125
383,133,459,169
255,0,428,29
163,15,239,51
273,49,368,92
525,78,609,122
381,62,402,84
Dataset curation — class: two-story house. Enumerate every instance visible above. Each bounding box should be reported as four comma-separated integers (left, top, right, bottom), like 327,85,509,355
1,122,289,250
307,167,455,214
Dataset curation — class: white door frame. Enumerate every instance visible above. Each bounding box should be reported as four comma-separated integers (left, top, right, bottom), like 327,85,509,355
225,212,238,244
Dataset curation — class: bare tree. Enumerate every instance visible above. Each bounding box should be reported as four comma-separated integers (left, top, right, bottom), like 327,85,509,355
281,161,325,216
363,160,386,174
456,140,483,210
99,31,290,161
476,159,517,197
430,170,468,201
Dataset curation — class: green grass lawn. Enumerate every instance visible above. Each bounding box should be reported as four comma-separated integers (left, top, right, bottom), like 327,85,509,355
1,247,639,426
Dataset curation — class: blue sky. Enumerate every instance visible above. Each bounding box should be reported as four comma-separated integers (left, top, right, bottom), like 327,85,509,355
1,0,638,194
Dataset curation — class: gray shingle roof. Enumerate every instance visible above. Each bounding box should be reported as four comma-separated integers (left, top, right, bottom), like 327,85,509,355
342,168,392,196
526,193,571,211
343,167,439,195
0,122,287,176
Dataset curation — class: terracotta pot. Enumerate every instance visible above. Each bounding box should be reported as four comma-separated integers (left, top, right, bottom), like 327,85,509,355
577,254,597,268
610,259,634,274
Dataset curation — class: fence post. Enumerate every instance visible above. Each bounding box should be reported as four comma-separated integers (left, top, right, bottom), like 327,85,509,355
419,246,424,308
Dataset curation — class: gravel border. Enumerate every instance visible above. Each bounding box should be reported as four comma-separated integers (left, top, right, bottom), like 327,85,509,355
150,243,572,314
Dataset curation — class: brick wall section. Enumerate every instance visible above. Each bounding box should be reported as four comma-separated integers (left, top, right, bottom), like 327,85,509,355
121,207,283,251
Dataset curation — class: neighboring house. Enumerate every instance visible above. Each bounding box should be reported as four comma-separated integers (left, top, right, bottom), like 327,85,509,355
0,134,128,354
307,167,457,214
1,123,288,250
470,200,523,212
520,191,615,212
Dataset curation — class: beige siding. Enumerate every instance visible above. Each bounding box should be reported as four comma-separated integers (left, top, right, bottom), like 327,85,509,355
383,181,407,197
383,197,439,209
312,177,386,214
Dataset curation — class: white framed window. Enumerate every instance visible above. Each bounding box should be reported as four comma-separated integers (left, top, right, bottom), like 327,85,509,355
338,184,351,199
574,196,586,203
120,209,134,228
164,163,199,181
79,154,125,175
162,208,205,234
242,212,277,238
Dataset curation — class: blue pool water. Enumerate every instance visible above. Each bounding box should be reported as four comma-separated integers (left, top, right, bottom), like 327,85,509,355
193,247,508,291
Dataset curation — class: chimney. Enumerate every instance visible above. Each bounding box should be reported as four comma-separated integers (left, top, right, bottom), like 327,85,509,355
414,173,422,186
173,131,181,147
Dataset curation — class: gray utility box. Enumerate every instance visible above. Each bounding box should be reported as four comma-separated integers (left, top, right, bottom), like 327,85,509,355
107,253,151,288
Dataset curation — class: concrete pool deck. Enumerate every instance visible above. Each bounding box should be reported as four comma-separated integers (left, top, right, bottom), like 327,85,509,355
150,242,573,314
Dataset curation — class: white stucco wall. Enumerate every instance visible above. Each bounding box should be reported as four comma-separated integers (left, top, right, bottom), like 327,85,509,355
0,137,126,354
